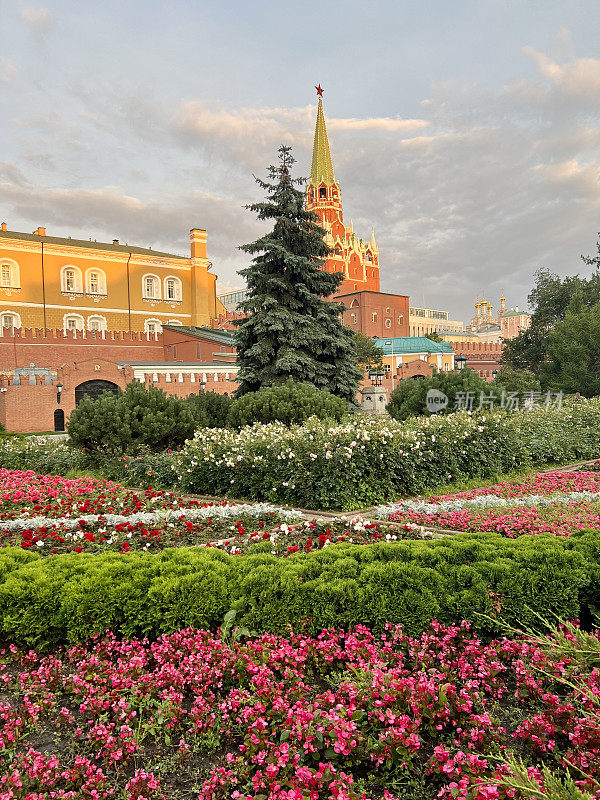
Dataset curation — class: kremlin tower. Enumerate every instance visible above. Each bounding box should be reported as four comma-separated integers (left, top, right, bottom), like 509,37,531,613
306,86,381,296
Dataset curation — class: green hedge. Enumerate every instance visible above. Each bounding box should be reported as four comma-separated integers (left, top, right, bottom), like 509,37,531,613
175,398,600,509
0,531,597,651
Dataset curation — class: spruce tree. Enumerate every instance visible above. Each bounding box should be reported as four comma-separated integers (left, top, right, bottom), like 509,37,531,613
235,145,361,403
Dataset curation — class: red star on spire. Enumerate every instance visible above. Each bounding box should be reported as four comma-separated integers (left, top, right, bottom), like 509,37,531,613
315,84,324,97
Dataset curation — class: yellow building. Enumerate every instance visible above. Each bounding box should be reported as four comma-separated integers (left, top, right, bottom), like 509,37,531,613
0,224,219,333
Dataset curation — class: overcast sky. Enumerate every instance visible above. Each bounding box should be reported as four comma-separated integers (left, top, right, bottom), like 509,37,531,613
1,0,599,323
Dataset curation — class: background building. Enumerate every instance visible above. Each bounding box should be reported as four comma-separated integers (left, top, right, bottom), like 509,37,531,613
0,225,218,334
408,306,464,337
467,293,531,341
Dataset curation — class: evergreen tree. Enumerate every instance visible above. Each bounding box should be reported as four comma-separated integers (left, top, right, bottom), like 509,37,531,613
234,145,362,403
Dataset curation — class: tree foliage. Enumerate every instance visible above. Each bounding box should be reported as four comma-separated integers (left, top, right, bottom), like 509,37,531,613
352,330,383,370
542,296,600,397
226,379,349,428
387,368,488,421
234,145,361,403
186,391,233,429
68,381,196,457
491,365,541,395
503,235,600,372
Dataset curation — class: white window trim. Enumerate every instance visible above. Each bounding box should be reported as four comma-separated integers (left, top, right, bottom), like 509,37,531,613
0,311,21,334
144,318,163,334
61,265,83,294
166,319,183,326
0,258,20,289
142,273,161,300
87,314,107,332
164,275,182,302
63,313,85,332
85,268,107,296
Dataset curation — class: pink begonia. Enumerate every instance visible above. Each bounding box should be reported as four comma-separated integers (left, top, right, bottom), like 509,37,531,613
2,621,600,798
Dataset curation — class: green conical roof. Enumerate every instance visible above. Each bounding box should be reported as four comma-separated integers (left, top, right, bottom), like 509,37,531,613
310,97,336,186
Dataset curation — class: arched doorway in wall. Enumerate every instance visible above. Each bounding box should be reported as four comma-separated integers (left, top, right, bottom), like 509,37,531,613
53,409,65,432
74,380,120,405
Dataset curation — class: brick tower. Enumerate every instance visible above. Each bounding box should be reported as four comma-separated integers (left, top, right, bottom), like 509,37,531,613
306,86,381,295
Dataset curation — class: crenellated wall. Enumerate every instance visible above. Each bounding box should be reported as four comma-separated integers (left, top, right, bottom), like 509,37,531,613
0,327,163,371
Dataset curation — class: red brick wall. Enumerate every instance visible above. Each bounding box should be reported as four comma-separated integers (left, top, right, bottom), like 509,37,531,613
448,340,503,380
337,291,410,338
0,360,133,433
0,328,163,371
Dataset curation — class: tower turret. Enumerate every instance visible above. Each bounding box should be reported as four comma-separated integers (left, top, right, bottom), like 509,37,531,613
305,85,380,295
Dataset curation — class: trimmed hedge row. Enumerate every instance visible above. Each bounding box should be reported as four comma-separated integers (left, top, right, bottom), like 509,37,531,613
1,531,598,651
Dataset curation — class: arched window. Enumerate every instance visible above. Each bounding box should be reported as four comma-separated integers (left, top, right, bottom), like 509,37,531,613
371,312,377,323
319,186,327,199
166,319,183,326
164,276,182,302
365,252,372,262
334,245,343,256
350,313,357,324
144,318,163,334
385,319,392,329
0,311,21,334
0,260,20,289
63,313,84,331
86,269,107,296
142,274,161,300
350,299,359,308
87,315,107,332
61,266,83,294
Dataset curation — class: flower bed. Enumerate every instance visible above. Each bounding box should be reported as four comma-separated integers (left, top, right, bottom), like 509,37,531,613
174,398,600,510
0,470,302,555
207,517,427,557
380,470,600,537
1,622,599,799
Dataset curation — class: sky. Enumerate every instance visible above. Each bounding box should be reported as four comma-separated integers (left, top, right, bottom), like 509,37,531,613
1,0,599,324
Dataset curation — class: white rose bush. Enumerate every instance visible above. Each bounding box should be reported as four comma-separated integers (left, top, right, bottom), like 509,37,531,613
174,398,600,510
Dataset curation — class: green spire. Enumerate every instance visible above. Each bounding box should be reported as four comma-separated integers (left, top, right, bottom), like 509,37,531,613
310,96,336,186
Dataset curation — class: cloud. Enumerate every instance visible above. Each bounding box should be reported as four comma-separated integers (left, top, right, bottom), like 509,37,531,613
19,4,53,32
0,58,17,83
523,46,600,98
1,45,599,321
0,169,265,286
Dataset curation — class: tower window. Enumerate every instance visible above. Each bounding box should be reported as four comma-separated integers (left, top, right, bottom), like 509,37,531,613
319,187,327,199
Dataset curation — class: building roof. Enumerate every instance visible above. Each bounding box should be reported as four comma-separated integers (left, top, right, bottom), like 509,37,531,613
501,309,529,318
0,229,187,260
310,96,336,186
162,325,235,345
375,337,455,354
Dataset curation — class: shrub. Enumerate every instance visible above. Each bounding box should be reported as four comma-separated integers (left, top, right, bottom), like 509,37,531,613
387,368,488,421
68,381,196,457
226,379,350,428
0,531,596,650
491,365,542,395
176,398,600,509
186,390,233,428
0,436,87,474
